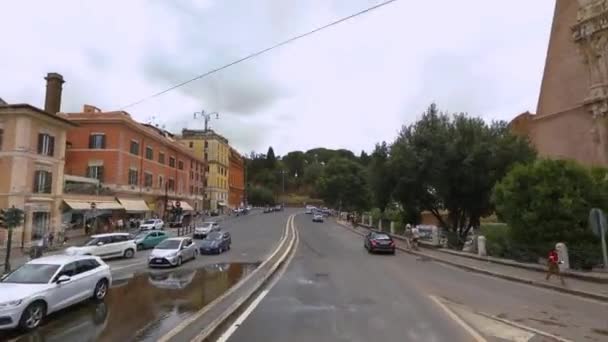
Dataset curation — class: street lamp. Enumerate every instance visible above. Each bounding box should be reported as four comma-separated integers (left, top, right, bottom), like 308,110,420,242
193,110,219,131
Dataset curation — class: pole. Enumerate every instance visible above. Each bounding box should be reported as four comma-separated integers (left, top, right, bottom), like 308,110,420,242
4,227,12,273
164,181,169,222
601,212,608,269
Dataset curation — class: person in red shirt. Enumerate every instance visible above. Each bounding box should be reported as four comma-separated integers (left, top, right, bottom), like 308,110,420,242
546,248,565,285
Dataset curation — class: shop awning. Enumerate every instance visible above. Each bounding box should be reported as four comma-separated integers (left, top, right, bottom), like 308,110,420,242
168,200,194,211
64,199,124,210
218,201,227,207
117,198,151,212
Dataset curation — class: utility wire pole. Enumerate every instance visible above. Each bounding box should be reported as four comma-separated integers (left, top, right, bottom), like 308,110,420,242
194,110,219,131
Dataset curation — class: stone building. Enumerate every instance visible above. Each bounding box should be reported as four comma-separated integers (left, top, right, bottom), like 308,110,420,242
511,0,608,166
228,147,245,209
0,73,77,247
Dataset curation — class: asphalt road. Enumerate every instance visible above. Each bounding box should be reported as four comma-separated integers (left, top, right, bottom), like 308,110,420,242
226,215,608,342
0,209,292,342
228,214,473,342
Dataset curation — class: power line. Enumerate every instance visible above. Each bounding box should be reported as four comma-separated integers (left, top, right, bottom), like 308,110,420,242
119,0,399,110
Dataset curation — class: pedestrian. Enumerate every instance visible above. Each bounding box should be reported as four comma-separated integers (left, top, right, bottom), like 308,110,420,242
411,225,420,250
404,224,413,249
546,247,565,285
48,231,54,248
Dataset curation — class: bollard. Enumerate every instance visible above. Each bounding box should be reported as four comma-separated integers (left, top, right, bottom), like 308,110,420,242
477,236,487,257
556,242,570,271
390,221,395,234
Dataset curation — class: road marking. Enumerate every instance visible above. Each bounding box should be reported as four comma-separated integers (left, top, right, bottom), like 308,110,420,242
428,295,487,342
216,219,300,342
158,214,296,342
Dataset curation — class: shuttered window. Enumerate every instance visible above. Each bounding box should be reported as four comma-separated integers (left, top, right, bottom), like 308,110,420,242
37,133,55,156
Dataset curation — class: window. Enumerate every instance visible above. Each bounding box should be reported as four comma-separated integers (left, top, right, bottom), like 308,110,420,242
178,160,184,170
204,141,208,148
76,259,100,274
205,165,210,172
111,235,128,243
190,171,194,180
144,172,153,187
159,152,165,164
130,140,139,155
168,178,175,191
0,128,4,151
204,153,208,161
169,156,176,168
145,146,153,160
189,141,193,148
159,175,164,188
190,160,193,168
86,165,104,182
88,134,106,149
33,170,52,193
128,168,138,186
32,212,50,240
190,185,194,195
55,262,78,280
37,133,55,156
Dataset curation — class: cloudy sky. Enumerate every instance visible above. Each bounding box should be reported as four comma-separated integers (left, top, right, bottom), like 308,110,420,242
1,0,554,156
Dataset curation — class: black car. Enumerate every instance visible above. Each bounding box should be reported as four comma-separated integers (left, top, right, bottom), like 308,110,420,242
199,231,232,254
364,232,395,254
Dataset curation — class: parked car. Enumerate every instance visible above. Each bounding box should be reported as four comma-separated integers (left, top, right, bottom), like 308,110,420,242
0,254,111,331
364,232,396,254
305,205,315,214
312,214,324,223
199,231,232,254
139,219,164,230
134,230,169,250
148,237,197,268
274,204,284,211
65,233,136,259
193,222,220,239
263,207,272,213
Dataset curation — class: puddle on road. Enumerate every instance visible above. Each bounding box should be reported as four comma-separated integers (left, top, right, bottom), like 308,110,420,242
0,263,258,342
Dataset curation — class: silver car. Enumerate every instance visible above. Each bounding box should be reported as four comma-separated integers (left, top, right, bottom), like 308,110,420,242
0,254,111,331
148,237,197,268
193,222,220,239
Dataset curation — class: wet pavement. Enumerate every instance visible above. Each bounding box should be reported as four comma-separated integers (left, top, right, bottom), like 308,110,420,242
0,262,258,342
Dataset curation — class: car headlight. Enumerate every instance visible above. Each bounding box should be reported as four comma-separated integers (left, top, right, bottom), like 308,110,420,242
0,299,23,308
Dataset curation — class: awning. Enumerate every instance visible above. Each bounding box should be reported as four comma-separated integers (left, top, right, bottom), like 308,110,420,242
217,201,227,207
64,199,124,210
168,200,194,211
117,198,151,212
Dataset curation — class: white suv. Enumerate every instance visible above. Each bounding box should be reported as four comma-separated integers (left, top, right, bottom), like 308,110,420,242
0,254,111,330
139,219,164,230
65,233,137,259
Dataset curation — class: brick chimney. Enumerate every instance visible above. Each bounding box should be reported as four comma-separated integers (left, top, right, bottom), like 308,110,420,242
44,72,64,114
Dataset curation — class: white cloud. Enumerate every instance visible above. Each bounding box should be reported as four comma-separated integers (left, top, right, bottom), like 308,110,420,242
0,0,554,155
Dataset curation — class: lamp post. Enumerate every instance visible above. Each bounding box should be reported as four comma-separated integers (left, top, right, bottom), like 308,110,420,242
193,110,219,131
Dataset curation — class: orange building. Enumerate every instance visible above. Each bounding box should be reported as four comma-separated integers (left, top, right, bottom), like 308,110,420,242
228,147,245,208
64,105,205,228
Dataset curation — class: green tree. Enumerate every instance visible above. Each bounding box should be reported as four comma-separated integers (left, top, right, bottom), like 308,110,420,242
390,103,535,241
494,159,599,246
1,206,25,273
359,150,371,166
282,151,306,178
316,157,370,211
247,185,275,206
368,141,393,212
266,146,277,170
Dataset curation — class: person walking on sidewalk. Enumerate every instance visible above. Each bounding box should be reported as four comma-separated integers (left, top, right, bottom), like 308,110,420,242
404,224,413,250
411,225,420,250
546,247,565,285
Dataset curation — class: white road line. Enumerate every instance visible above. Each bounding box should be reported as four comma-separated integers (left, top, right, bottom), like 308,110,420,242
216,289,271,342
428,295,487,342
216,217,300,342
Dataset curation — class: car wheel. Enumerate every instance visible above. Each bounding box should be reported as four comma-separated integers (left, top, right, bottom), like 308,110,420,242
124,248,135,259
176,256,182,267
93,279,109,301
19,301,46,331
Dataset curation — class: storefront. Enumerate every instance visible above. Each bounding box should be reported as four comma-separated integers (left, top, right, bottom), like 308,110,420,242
117,198,152,228
62,198,124,236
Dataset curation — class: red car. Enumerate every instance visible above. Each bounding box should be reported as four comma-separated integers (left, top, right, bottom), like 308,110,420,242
364,232,396,254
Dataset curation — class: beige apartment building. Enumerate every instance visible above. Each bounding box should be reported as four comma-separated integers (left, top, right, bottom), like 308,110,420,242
0,73,76,247
179,129,230,212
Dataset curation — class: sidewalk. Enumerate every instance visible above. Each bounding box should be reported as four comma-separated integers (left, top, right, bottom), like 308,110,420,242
337,220,608,302
0,235,90,270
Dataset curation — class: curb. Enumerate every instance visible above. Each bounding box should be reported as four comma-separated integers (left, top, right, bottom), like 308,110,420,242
335,220,608,303
159,213,298,342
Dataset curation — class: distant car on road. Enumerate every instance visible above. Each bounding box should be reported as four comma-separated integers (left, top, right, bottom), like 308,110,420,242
65,233,136,259
364,232,395,254
274,204,284,211
312,214,324,222
0,254,111,331
263,207,272,213
134,230,169,250
199,231,232,254
193,221,220,239
139,219,164,230
305,205,315,214
148,237,198,268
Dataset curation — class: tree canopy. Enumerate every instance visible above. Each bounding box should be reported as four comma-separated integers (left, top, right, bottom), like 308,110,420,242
316,157,370,211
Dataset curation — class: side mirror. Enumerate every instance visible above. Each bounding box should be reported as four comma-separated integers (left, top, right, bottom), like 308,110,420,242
57,275,71,284
97,242,104,246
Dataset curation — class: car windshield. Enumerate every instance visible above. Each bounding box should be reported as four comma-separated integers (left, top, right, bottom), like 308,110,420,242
143,220,155,225
373,234,391,240
2,264,60,284
156,240,181,249
206,232,223,240
198,223,213,228
83,237,100,246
